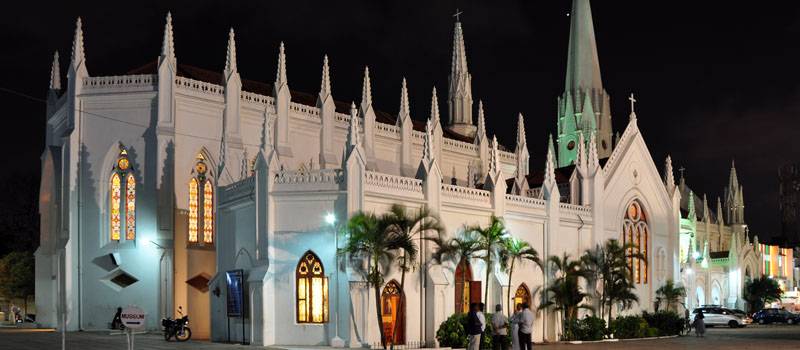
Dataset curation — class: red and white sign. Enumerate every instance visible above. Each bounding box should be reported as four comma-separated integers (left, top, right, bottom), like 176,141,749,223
120,306,146,329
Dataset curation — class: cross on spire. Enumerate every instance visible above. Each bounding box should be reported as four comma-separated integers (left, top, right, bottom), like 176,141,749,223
628,93,637,114
678,166,686,179
453,9,463,22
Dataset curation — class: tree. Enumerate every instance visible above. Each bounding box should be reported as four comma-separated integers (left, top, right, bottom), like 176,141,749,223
655,279,686,312
0,251,35,315
427,229,482,313
538,253,592,340
581,239,643,325
499,238,541,318
339,211,407,349
382,204,442,349
465,215,509,306
743,276,783,313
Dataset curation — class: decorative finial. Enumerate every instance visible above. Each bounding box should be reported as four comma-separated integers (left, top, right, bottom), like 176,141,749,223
70,17,85,68
361,66,372,108
320,55,331,97
160,12,176,64
224,28,237,75
275,42,288,87
50,51,61,91
453,8,463,22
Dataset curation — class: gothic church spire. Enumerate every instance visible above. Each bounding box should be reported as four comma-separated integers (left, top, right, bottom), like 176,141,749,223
50,51,61,91
447,15,475,137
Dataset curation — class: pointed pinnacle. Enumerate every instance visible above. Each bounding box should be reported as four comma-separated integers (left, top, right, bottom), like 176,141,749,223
275,42,287,86
348,101,360,147
451,20,469,76
576,132,586,166
224,28,237,75
71,17,85,68
430,86,440,125
320,55,331,97
423,119,434,161
545,134,556,185
588,131,598,166
476,100,486,140
399,78,410,119
161,12,176,64
361,66,372,108
490,135,499,173
50,51,61,90
516,113,526,148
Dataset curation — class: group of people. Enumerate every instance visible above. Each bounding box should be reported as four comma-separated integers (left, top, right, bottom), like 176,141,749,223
466,302,535,350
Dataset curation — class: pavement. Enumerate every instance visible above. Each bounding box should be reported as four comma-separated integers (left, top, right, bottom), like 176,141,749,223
0,325,798,350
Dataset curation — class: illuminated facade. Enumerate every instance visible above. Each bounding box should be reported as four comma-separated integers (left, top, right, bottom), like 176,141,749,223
34,0,769,346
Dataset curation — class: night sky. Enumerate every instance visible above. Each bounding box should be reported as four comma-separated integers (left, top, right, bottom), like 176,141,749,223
1,1,799,242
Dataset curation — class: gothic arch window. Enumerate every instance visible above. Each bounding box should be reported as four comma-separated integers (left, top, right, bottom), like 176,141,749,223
623,200,649,284
296,251,329,324
514,283,532,311
110,145,136,241
188,154,214,244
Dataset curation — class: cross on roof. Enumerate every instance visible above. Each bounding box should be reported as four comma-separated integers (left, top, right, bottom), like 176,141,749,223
453,9,463,22
628,93,637,114
678,166,686,179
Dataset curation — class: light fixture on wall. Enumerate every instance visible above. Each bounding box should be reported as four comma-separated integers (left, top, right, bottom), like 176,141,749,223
686,268,694,275
325,213,336,225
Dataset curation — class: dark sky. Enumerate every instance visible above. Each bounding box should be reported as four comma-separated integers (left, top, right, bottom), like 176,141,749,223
2,0,799,242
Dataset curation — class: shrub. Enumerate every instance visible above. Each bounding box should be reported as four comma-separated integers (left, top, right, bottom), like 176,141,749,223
642,310,684,336
646,327,659,338
436,312,508,349
610,315,648,339
572,316,607,341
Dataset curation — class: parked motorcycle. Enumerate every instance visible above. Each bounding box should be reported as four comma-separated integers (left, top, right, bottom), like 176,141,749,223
162,306,192,342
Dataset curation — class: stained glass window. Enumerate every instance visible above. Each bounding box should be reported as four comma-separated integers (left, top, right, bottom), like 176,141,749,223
110,173,121,241
623,201,649,284
125,173,136,240
188,178,199,243
110,145,136,241
189,154,214,245
296,251,328,323
203,181,214,244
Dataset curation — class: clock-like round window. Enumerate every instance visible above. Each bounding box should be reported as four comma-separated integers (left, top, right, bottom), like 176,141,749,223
117,158,130,170
567,140,575,150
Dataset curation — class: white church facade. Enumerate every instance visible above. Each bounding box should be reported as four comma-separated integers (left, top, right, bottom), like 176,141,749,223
35,0,768,346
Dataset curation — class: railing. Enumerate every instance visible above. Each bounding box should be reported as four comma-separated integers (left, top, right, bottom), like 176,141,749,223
498,150,516,162
274,169,343,185
176,77,224,95
83,74,156,90
241,91,275,106
505,194,546,208
288,101,320,118
219,176,255,203
364,171,423,194
527,188,542,199
559,202,592,215
441,184,491,203
443,137,478,154
375,122,400,138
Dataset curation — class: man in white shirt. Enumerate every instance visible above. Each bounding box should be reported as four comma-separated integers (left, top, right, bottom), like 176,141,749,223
478,303,486,347
517,303,534,350
491,304,509,350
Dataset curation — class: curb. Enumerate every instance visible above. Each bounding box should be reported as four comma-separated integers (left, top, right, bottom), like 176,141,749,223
565,334,679,344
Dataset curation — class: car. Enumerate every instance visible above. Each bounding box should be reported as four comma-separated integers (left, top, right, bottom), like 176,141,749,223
752,308,800,325
691,307,746,328
728,309,753,325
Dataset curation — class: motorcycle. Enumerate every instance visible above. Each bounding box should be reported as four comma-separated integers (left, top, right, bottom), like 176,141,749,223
162,306,192,342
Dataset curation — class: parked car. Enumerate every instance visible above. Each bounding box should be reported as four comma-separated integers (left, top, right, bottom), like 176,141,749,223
752,308,800,325
729,309,753,325
690,307,746,328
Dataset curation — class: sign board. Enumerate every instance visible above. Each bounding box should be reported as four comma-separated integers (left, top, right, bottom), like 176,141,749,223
226,270,244,317
120,306,145,329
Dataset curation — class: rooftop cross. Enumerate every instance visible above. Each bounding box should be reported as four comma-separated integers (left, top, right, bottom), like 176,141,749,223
453,9,463,22
628,93,637,114
678,166,686,179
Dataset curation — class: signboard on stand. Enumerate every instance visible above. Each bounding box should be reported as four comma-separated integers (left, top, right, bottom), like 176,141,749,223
226,270,244,317
120,306,145,329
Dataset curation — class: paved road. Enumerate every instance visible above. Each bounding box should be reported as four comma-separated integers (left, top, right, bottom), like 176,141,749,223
0,325,798,349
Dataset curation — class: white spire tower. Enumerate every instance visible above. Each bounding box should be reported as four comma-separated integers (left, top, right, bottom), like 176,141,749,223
447,11,476,137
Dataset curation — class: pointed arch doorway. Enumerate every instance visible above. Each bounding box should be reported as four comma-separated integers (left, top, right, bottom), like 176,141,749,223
513,284,532,311
455,258,481,314
381,280,405,345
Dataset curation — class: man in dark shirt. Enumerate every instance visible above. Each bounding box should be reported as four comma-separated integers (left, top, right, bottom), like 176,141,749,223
467,303,482,350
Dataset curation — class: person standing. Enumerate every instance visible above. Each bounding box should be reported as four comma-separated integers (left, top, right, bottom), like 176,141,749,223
517,303,534,350
478,303,486,348
467,303,483,350
694,311,706,338
491,304,509,350
510,304,523,350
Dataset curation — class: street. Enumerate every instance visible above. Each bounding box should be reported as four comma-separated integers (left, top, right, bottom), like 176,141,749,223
0,325,798,350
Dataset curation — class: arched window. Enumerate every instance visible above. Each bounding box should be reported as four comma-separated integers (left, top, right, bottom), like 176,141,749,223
296,251,329,324
110,145,135,241
623,201,649,284
381,280,405,345
188,154,214,244
514,284,531,311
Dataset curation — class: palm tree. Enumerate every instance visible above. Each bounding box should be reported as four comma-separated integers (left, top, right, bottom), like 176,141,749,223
339,211,408,349
382,204,442,348
655,279,686,311
465,215,509,306
427,229,482,313
581,239,643,324
743,276,783,313
500,238,541,318
538,253,592,340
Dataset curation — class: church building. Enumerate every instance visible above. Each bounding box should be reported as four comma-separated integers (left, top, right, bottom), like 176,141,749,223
35,0,768,345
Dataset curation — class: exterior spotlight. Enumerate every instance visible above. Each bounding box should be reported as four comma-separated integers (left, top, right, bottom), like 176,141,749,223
325,213,336,225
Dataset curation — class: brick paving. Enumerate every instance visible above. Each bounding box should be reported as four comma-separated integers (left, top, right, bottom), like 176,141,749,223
0,325,798,350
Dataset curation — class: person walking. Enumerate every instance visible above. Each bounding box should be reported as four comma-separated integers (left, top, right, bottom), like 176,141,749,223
694,310,706,338
510,304,522,350
467,303,483,350
491,304,509,350
517,303,534,350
